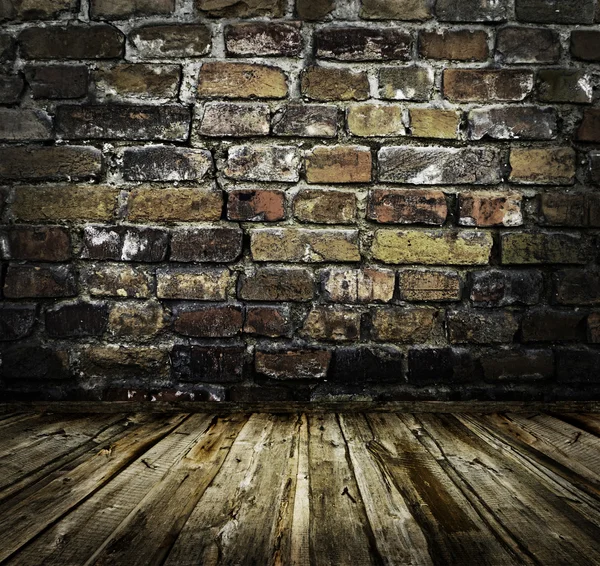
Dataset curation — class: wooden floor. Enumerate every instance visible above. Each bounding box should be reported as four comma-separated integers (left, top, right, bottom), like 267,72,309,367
1,412,600,565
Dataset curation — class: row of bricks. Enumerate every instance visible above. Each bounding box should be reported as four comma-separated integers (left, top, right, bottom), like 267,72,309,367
0,144,597,186
2,261,598,303
1,298,600,344
1,59,598,104
2,342,599,391
1,102,596,143
2,0,599,24
3,23,600,63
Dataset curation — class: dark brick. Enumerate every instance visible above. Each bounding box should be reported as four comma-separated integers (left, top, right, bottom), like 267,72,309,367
315,27,411,61
170,227,243,263
480,348,554,381
330,346,403,384
469,270,543,307
91,0,175,19
419,30,489,61
444,69,534,102
590,152,600,185
45,302,108,338
130,24,211,58
81,225,168,263
4,265,76,298
495,27,560,64
229,384,309,402
225,22,303,57
1,226,71,262
553,270,600,306
571,30,600,62
156,267,232,300
578,110,600,143
296,0,333,20
171,345,246,383
447,309,520,344
556,349,600,384
19,25,124,59
123,147,212,181
0,33,15,65
197,0,284,17
0,0,77,21
0,74,24,104
370,307,438,343
239,267,314,301
436,0,507,21
501,232,588,265
516,0,596,24
367,188,447,225
244,305,292,337
272,104,338,138
408,347,480,383
255,348,331,379
0,305,36,341
539,193,586,227
81,346,169,379
469,106,557,140
398,269,461,302
0,109,53,142
56,105,191,141
227,189,286,222
0,146,102,181
522,310,587,342
25,65,88,99
172,303,243,338
301,307,361,342
0,345,69,381
83,264,153,298
538,70,593,104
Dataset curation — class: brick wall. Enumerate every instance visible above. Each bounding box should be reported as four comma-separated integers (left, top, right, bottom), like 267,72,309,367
1,0,599,403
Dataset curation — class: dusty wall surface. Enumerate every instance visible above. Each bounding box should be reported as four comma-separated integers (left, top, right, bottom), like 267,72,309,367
1,0,599,403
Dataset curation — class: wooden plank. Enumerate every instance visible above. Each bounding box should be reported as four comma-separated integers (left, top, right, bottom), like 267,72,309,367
0,414,126,493
414,413,600,566
0,415,138,507
3,414,216,566
365,413,522,566
458,414,600,528
0,413,187,563
553,413,600,437
83,414,249,566
307,413,380,566
483,413,600,496
164,413,303,566
338,413,433,566
290,413,310,566
0,413,37,429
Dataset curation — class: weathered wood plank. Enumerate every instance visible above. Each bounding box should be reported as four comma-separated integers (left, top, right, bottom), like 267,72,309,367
366,413,522,565
84,414,248,566
553,413,600,438
0,414,126,494
290,413,310,566
307,413,380,566
458,414,600,528
0,413,187,563
3,414,214,566
164,413,302,566
338,413,433,566
483,413,600,496
415,413,600,566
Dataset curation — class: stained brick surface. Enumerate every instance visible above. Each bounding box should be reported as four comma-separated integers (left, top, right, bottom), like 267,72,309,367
0,0,597,402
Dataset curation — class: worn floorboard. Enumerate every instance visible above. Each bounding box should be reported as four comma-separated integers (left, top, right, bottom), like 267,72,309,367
0,411,599,565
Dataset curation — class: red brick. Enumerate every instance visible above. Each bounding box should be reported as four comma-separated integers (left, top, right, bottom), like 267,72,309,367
172,304,243,337
458,191,523,227
227,189,286,222
419,30,489,61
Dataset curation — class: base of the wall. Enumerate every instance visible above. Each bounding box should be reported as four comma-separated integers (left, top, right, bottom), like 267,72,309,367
2,400,600,414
